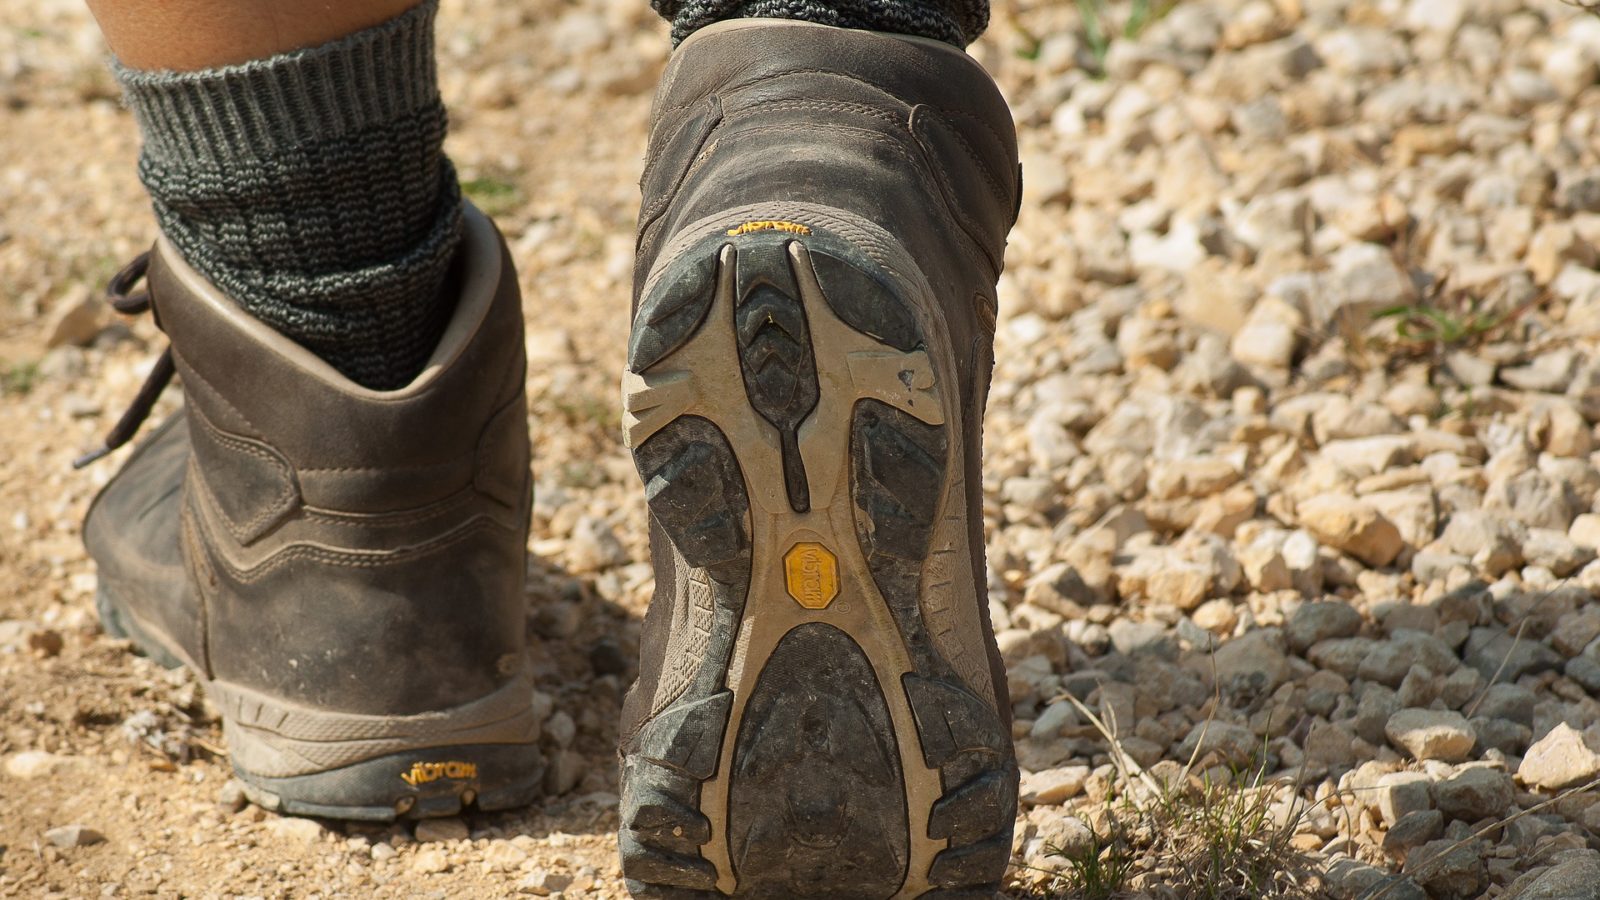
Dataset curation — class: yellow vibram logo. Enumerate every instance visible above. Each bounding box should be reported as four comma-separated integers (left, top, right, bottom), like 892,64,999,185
401,761,478,786
784,542,840,610
726,220,812,236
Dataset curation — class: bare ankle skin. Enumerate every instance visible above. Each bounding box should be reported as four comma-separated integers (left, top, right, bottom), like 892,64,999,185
85,0,424,70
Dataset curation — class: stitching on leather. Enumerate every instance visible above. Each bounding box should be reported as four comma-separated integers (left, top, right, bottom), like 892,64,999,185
286,381,521,475
926,137,1005,275
726,68,908,108
715,93,1012,223
300,489,478,528
670,140,719,201
907,115,960,200
654,118,996,282
724,97,902,127
474,394,529,507
178,489,216,678
187,403,298,541
177,355,264,437
186,458,508,550
915,108,1009,206
682,121,936,218
903,115,1004,276
639,98,723,233
713,121,912,156
223,694,535,742
652,67,910,131
651,66,878,117
296,460,464,473
657,67,1006,140
212,674,534,737
924,105,1012,163
201,517,513,583
639,110,694,187
639,97,714,193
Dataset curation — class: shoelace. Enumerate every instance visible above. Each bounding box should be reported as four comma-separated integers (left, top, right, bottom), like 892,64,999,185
72,251,175,469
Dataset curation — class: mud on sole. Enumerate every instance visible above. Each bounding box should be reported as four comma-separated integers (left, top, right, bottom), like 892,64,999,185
97,585,543,823
620,214,1015,899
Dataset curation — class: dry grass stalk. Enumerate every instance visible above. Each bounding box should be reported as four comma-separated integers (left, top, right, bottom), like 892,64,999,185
1008,685,1330,899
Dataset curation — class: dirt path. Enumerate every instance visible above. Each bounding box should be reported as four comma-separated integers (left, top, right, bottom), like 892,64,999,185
2,1,656,895
8,1,1600,898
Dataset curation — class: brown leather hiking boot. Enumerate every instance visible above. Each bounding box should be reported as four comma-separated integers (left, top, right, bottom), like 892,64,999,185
82,204,542,820
619,20,1022,897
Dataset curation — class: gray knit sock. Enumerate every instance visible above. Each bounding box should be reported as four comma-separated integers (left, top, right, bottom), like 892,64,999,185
114,0,460,390
657,0,986,46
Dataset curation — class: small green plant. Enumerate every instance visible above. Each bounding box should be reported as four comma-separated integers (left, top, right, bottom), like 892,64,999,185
1372,297,1507,356
1014,24,1044,61
1017,687,1325,898
1075,0,1180,73
1325,186,1527,373
1075,0,1112,68
1030,763,1320,898
1049,827,1136,899
1,361,39,396
1177,770,1301,898
1123,0,1173,36
460,173,524,218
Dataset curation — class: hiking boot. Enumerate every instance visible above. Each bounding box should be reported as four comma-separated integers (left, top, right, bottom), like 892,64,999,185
83,203,542,821
619,20,1022,897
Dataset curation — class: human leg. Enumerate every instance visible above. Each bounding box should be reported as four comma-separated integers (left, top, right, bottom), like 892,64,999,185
90,0,461,390
81,0,541,819
86,0,421,70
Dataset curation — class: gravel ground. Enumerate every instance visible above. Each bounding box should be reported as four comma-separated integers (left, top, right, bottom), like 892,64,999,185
5,0,1600,897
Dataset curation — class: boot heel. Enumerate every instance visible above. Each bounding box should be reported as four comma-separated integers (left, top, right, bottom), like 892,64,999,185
232,742,543,822
212,674,544,822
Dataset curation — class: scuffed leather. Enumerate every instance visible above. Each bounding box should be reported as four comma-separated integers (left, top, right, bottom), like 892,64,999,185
85,206,534,717
634,24,1020,302
84,414,204,670
185,406,301,546
624,21,1021,743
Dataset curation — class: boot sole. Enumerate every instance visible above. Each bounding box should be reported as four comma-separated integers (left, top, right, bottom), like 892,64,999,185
620,212,1015,898
97,585,543,822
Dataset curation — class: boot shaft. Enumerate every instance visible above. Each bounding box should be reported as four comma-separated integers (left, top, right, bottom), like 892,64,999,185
91,205,533,719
